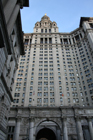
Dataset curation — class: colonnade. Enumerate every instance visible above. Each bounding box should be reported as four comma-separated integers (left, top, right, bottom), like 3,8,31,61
13,116,93,140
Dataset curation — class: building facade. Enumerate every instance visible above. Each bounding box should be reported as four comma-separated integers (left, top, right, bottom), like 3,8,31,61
0,0,29,140
8,15,93,140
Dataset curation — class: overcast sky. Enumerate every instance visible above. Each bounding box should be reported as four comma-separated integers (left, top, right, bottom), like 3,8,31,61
21,0,93,33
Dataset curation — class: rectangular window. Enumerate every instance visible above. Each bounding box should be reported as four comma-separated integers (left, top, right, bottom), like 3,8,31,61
45,29,47,33
22,93,25,97
29,98,32,102
22,99,24,103
41,29,43,33
49,29,51,33
30,86,33,90
44,92,48,96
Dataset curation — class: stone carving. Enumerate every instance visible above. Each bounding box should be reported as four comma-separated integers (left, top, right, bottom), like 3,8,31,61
67,118,75,126
20,125,28,134
68,127,76,134
66,109,73,115
22,118,29,125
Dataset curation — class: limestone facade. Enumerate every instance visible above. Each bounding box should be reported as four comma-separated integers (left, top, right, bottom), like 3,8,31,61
9,15,93,140
8,106,93,140
12,15,93,107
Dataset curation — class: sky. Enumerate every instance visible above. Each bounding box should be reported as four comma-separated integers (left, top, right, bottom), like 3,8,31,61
21,0,93,33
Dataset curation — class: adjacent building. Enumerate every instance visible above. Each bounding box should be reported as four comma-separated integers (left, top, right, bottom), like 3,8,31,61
8,15,93,140
0,0,29,140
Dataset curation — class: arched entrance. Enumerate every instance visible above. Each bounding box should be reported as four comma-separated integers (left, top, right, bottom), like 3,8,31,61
36,128,56,140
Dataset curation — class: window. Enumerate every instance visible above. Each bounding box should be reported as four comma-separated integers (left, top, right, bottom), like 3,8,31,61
22,99,24,103
90,23,93,28
41,29,43,33
44,82,48,85
82,98,84,102
60,98,63,102
59,86,62,90
30,86,33,90
16,99,19,103
73,98,75,103
36,28,38,32
49,29,51,33
44,87,48,91
29,98,32,102
31,77,33,80
44,98,48,103
50,98,55,103
50,87,54,91
68,98,70,103
50,81,54,85
37,98,42,103
67,92,70,96
22,93,25,97
23,87,26,91
66,87,69,91
50,92,54,96
59,81,61,85
38,87,42,91
38,92,42,96
44,73,48,76
45,29,47,33
29,92,32,96
44,92,48,96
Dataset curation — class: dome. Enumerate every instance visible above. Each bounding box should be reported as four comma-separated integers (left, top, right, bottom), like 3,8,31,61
41,14,50,21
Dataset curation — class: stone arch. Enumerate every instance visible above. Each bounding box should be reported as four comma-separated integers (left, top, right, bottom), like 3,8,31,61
35,118,61,130
35,118,62,140
36,127,57,140
36,123,57,138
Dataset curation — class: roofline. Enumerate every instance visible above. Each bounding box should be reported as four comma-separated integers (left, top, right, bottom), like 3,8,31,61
80,17,93,27
17,0,29,8
23,0,29,7
23,27,81,36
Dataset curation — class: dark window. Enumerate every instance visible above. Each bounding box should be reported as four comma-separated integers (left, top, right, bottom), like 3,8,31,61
41,29,43,33
90,23,93,28
0,28,5,48
49,29,51,33
45,29,47,33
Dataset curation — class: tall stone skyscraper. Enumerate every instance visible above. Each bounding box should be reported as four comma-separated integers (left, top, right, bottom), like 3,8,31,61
0,0,29,140
8,15,93,140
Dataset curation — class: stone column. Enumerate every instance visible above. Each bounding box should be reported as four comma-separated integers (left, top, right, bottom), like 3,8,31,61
79,34,81,40
62,117,68,140
13,117,21,140
73,37,76,43
29,117,34,140
76,117,84,140
88,117,93,140
70,38,73,45
67,39,70,45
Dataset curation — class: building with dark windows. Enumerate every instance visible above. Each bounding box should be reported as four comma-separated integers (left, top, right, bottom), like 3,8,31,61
8,15,93,140
0,0,29,140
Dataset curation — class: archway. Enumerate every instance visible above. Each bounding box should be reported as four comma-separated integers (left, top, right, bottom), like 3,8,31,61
36,128,56,140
